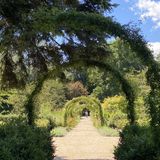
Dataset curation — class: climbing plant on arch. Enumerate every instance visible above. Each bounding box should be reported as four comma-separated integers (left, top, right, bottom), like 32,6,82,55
24,59,135,128
63,60,135,125
42,11,160,151
64,96,104,127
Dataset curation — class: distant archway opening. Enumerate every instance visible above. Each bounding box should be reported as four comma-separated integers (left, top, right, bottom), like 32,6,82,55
82,108,90,117
64,96,104,127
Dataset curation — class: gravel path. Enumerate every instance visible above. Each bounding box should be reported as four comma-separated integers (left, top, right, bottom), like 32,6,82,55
53,117,119,160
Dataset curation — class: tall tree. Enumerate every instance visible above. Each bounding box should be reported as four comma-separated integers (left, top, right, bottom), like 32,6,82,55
0,0,115,87
109,39,144,72
66,81,88,100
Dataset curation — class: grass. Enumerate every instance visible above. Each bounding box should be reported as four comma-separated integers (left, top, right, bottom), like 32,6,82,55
39,108,65,127
98,126,119,137
50,127,68,137
51,110,65,127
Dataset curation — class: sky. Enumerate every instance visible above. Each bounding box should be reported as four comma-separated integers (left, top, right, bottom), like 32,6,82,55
111,0,160,57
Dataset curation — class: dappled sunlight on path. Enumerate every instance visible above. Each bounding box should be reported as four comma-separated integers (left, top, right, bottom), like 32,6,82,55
53,117,119,160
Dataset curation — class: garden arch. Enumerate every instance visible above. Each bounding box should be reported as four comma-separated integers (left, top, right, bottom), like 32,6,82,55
21,9,160,154
63,60,135,125
25,60,135,128
9,10,160,138
64,96,104,127
51,11,160,148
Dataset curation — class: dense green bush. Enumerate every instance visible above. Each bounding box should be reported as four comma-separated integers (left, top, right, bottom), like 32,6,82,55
50,127,68,137
0,114,20,122
39,109,65,127
66,116,80,128
0,90,28,115
48,109,65,127
98,126,119,137
102,95,150,129
35,118,51,129
36,79,67,110
114,125,157,160
102,96,128,129
135,97,150,126
0,119,54,160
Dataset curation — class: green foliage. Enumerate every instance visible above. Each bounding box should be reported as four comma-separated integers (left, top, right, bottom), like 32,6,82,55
27,78,67,126
50,110,65,127
109,39,144,72
98,126,119,137
37,78,66,127
0,89,28,115
102,95,150,129
37,79,66,109
126,71,150,125
64,96,104,128
50,127,68,137
37,95,65,128
91,86,105,100
87,67,104,89
114,125,157,160
37,107,65,129
102,96,128,129
24,76,47,125
156,53,160,63
65,67,120,100
126,70,150,97
0,114,21,123
35,118,51,129
87,67,112,99
135,97,150,126
65,116,80,128
0,119,53,160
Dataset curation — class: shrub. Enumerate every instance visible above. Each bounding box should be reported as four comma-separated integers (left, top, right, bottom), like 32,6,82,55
102,96,150,129
0,119,54,160
35,118,51,129
0,89,28,115
98,126,119,137
50,109,65,127
102,96,128,129
50,127,68,137
135,97,150,126
0,114,20,122
66,117,80,128
114,125,157,160
39,109,65,127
